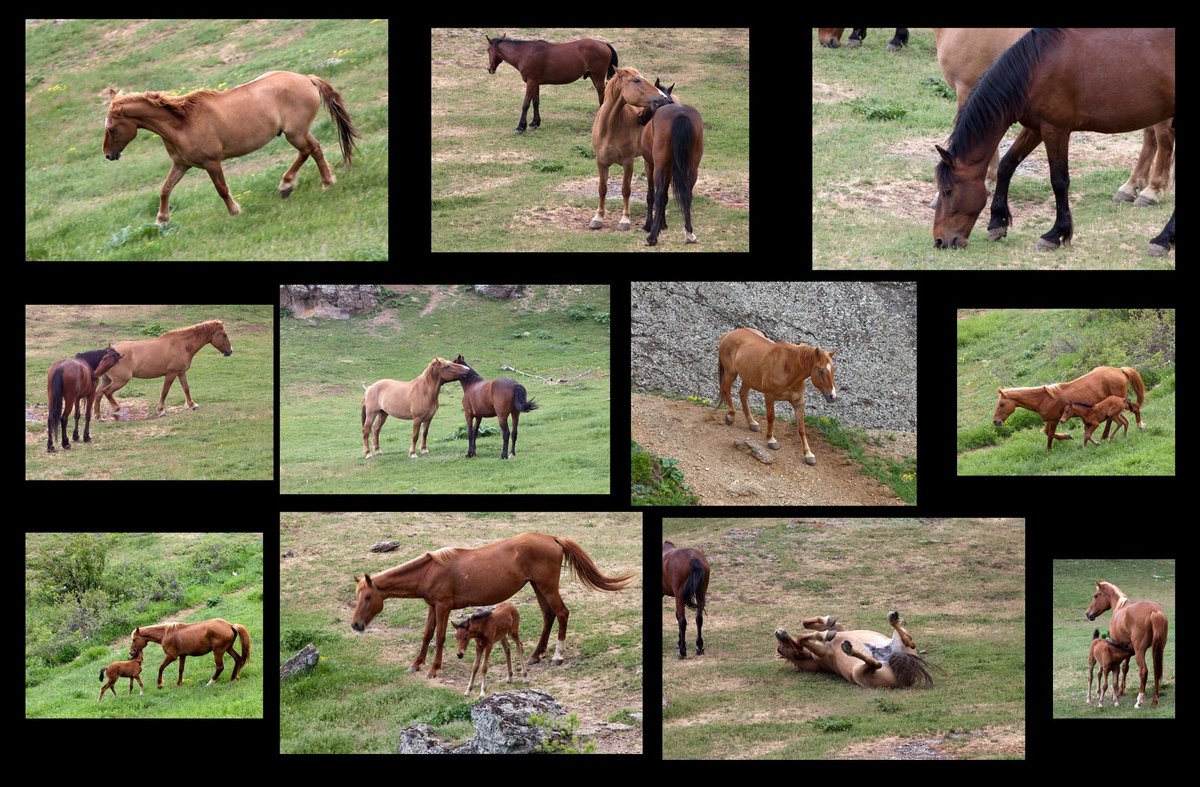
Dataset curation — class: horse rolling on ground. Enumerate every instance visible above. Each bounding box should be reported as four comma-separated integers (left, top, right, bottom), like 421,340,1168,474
99,646,144,702
717,327,838,464
991,365,1146,450
641,98,704,246
46,344,122,453
103,71,360,224
485,35,617,134
361,357,472,459
451,353,538,459
775,611,939,688
453,603,526,697
94,320,233,420
1085,580,1168,708
662,540,710,659
1088,628,1133,708
351,532,634,678
131,618,251,689
1059,396,1134,446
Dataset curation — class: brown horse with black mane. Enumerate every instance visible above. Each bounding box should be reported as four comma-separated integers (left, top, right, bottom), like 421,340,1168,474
662,540,710,659
361,357,473,459
1085,581,1168,708
485,35,617,134
642,100,704,246
450,354,538,459
992,365,1145,450
104,71,360,224
47,344,122,452
351,532,634,678
131,618,251,689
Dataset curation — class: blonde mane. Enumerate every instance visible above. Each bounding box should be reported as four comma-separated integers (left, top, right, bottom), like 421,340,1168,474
111,89,219,121
428,547,460,566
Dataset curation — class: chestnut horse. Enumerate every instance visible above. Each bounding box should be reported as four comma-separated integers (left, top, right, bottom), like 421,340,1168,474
933,28,1175,253
1088,628,1133,708
46,344,122,453
99,646,144,701
361,357,472,459
103,71,360,224
131,618,251,689
94,320,233,420
485,35,617,134
992,366,1146,450
351,532,634,678
717,327,838,464
1085,580,1168,708
642,102,704,246
450,354,538,459
1060,396,1134,446
775,611,938,688
452,603,525,697
662,540,710,659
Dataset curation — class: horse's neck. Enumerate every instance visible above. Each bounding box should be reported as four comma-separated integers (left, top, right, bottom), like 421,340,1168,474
178,326,214,358
375,558,433,599
123,100,182,142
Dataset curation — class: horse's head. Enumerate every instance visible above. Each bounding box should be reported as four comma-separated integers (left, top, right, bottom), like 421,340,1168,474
209,321,233,356
484,35,505,74
810,348,838,403
432,356,472,382
609,67,672,111
933,145,989,250
103,89,138,161
992,388,1018,427
1059,401,1086,424
1085,581,1115,621
128,644,142,660
95,344,123,377
350,574,383,632
452,618,472,658
130,627,150,656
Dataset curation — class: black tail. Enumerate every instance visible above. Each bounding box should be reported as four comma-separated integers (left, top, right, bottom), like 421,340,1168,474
1093,628,1101,640
606,43,618,78
513,384,538,412
681,557,706,611
670,114,695,222
100,668,106,682
48,366,65,449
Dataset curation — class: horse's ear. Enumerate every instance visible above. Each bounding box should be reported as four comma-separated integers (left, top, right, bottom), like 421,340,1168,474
935,145,953,168
996,387,1005,396
364,574,373,587
827,348,838,358
105,87,118,104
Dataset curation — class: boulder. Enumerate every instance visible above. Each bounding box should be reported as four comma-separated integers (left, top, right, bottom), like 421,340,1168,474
369,540,401,553
280,285,381,318
397,724,454,754
280,643,319,681
395,689,570,754
474,285,522,300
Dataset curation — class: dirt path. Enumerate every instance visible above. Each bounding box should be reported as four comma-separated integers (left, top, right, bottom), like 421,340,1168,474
632,393,903,505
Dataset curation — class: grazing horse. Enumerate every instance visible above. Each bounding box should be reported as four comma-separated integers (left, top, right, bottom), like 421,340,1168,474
361,357,472,459
1088,629,1133,708
485,35,618,134
1085,580,1168,708
450,354,538,459
641,101,704,246
933,28,1175,254
99,647,144,702
717,327,838,465
103,71,360,224
94,320,233,420
1060,396,1134,446
46,344,122,453
131,618,251,689
453,603,525,697
775,611,938,688
817,28,909,51
992,366,1146,450
351,532,634,678
589,67,673,232
662,540,710,659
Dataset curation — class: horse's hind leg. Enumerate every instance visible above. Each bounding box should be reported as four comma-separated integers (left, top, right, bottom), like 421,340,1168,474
206,652,224,687
509,411,520,458
499,414,512,459
675,594,688,659
156,374,178,416
280,130,333,197
840,640,883,671
176,654,187,686
887,611,916,650
738,381,759,432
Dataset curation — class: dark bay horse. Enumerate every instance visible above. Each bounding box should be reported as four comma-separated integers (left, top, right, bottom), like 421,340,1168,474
131,618,251,689
351,532,634,678
933,28,1175,253
717,327,838,464
1060,396,1134,446
642,102,704,246
95,320,233,420
775,611,938,688
451,354,537,459
992,366,1146,450
1085,581,1168,708
486,35,617,134
453,603,525,697
817,28,909,51
46,344,122,453
662,541,710,659
361,357,472,459
104,71,360,224
99,646,144,701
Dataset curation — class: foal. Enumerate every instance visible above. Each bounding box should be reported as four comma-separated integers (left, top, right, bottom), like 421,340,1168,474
1088,629,1132,708
453,603,526,697
1059,396,1133,446
99,647,144,701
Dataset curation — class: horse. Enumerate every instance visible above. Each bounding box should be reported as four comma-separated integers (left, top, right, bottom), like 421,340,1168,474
361,357,472,459
992,366,1146,450
93,320,232,420
1060,396,1134,446
717,327,838,465
131,618,251,689
1085,580,1169,708
933,28,1175,254
450,354,538,459
99,646,144,702
641,101,704,246
485,35,618,134
46,344,122,453
662,540,710,659
774,611,938,689
817,28,909,51
103,71,360,225
453,603,526,697
351,532,634,678
1088,628,1133,708
589,67,674,232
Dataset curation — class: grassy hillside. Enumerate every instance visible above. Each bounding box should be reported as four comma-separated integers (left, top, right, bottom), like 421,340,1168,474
279,285,610,494
957,309,1175,475
25,19,388,260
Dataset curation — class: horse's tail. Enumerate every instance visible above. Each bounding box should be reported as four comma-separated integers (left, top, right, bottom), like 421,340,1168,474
48,366,65,442
556,537,634,591
1151,609,1167,693
670,114,695,221
100,667,106,682
606,43,618,79
681,557,706,611
1120,366,1146,418
513,384,538,412
888,651,940,688
232,624,252,667
310,76,362,166
716,359,728,407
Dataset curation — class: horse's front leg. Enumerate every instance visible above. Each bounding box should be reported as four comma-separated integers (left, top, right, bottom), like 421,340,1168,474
530,83,541,129
408,418,421,459
157,162,188,226
157,655,176,689
1037,132,1073,250
618,161,633,230
764,396,779,450
589,162,610,229
81,393,94,442
792,396,816,465
987,126,1042,241
428,605,451,678
202,161,242,217
409,606,436,673
643,156,656,232
419,417,432,455
177,371,198,410
516,81,537,133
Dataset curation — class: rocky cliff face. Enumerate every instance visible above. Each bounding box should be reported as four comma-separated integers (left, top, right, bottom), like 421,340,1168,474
630,281,917,431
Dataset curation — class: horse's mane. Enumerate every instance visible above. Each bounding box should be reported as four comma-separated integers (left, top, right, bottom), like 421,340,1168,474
428,547,460,566
161,320,222,338
74,348,110,369
465,608,495,623
112,89,220,121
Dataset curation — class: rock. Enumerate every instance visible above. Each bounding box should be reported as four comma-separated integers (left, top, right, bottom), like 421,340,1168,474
280,643,319,680
629,712,643,723
281,549,294,558
369,540,402,553
397,690,569,754
397,724,454,754
734,438,775,464
474,285,522,300
725,479,764,497
663,696,670,708
280,285,381,318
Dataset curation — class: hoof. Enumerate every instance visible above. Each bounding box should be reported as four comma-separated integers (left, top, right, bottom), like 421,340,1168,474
588,218,603,229
774,628,789,640
685,232,697,243
1113,190,1135,203
551,657,564,666
406,667,420,673
696,648,704,656
841,640,853,654
280,186,294,199
1147,242,1173,258
804,454,816,465
724,413,733,425
514,128,526,135
987,226,1007,241
617,220,631,231
749,422,760,432
678,652,687,660
1036,237,1062,251
408,452,418,459
1132,195,1158,207
767,440,780,450
645,237,657,246
888,610,899,624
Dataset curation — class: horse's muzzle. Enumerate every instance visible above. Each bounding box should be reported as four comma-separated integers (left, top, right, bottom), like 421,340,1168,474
457,652,464,660
1085,612,1096,621
351,622,364,632
823,392,837,404
106,152,120,161
993,419,1004,427
223,349,233,357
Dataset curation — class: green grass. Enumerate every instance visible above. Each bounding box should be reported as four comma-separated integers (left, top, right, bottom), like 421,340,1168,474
25,305,273,480
1052,560,1174,718
280,286,610,494
25,19,388,260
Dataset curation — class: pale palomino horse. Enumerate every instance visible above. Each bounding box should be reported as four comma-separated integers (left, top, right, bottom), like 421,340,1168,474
103,71,361,224
775,611,938,688
588,67,672,231
361,357,473,459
